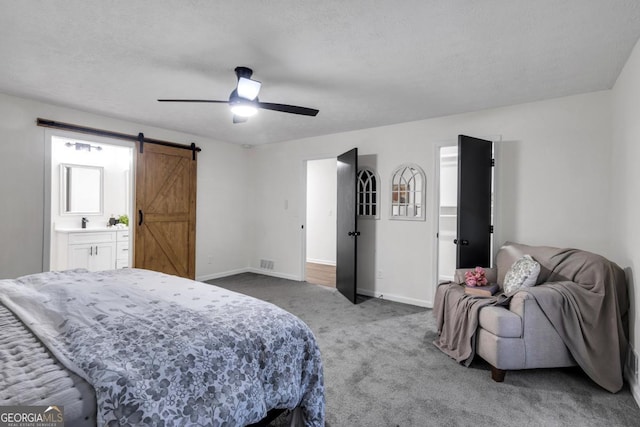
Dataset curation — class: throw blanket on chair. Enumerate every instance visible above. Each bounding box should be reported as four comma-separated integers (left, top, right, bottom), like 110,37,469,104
524,246,629,393
433,284,510,366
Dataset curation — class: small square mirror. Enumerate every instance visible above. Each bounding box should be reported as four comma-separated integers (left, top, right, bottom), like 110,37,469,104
60,164,104,215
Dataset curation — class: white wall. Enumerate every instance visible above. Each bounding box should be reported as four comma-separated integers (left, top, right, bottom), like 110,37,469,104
0,92,249,280
306,158,337,265
611,37,640,401
248,91,613,307
195,139,251,281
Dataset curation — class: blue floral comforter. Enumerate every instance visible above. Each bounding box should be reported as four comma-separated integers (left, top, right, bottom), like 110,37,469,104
0,269,325,426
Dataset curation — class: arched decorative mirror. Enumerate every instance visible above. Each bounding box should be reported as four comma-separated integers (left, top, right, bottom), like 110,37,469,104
390,163,426,221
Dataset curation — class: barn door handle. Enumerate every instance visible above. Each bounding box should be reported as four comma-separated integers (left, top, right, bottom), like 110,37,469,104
138,209,144,226
453,239,469,246
348,231,361,237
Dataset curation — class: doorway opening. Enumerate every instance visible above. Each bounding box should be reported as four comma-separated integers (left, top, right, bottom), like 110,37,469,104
437,145,459,283
305,158,337,287
47,132,134,272
436,137,497,285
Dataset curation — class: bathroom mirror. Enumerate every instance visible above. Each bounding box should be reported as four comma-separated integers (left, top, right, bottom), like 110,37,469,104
60,164,104,215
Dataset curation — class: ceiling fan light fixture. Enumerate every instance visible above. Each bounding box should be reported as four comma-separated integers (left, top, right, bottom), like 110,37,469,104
236,77,262,100
230,101,258,117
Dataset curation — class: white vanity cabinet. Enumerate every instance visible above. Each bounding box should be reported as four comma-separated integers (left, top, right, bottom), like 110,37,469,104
56,228,130,271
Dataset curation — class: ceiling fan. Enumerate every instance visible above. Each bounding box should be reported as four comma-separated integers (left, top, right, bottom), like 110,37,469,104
158,67,319,124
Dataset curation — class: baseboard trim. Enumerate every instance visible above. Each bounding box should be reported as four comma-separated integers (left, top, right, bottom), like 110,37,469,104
306,258,336,266
196,268,252,282
247,268,302,282
357,288,432,308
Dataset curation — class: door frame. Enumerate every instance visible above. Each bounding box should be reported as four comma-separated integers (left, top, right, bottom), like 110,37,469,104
43,128,135,272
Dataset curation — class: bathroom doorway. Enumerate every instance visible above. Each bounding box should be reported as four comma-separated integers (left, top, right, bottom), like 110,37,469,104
46,131,134,272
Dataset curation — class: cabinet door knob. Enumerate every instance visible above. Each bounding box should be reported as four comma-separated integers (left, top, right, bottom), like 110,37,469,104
90,246,93,256
96,246,99,255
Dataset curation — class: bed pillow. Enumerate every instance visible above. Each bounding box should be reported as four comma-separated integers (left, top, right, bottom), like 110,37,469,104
503,254,540,296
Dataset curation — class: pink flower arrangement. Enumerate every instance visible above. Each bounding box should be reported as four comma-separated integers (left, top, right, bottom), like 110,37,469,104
464,266,488,287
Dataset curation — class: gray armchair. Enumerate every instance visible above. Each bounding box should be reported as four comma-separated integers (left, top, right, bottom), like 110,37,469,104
448,243,575,381
436,241,628,391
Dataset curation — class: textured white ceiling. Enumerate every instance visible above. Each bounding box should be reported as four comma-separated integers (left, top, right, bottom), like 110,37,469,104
1,1,639,145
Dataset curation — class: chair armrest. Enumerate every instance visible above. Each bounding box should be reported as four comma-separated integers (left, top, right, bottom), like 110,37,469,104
454,267,497,284
509,289,535,318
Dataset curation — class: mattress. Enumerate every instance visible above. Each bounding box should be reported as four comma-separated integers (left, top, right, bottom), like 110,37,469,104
0,302,96,425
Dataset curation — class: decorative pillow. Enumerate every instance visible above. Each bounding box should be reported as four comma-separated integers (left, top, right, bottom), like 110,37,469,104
503,254,540,295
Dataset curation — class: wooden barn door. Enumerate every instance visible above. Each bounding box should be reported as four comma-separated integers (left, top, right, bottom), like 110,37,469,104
135,143,197,279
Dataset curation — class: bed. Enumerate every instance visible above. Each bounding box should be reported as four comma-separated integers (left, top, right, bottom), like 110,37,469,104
0,268,325,426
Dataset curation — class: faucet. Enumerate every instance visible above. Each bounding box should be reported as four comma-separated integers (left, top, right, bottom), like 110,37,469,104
82,217,89,229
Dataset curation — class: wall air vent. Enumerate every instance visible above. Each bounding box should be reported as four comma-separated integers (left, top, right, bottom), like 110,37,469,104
260,259,274,270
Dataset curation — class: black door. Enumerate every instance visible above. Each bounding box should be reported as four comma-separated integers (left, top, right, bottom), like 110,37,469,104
456,135,493,268
336,148,358,303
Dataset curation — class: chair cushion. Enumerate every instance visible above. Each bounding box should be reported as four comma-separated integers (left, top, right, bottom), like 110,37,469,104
478,306,522,338
503,255,540,296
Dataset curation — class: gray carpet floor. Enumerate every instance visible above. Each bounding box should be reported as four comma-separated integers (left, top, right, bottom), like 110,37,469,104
207,273,640,426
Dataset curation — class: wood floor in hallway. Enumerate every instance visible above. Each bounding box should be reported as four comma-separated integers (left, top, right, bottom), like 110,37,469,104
306,262,336,288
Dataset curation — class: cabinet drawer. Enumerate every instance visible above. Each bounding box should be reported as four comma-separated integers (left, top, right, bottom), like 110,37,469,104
68,232,115,244
116,259,129,269
116,230,130,242
116,244,130,259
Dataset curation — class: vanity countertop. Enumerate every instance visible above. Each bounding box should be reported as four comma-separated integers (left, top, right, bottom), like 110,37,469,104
56,226,129,233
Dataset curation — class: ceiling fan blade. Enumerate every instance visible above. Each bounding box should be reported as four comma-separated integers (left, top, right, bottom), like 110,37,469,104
233,115,248,124
157,99,229,103
257,102,319,116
